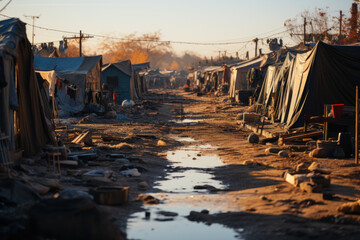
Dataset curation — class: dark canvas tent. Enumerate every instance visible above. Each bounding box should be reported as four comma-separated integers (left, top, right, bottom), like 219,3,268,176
277,41,360,128
34,55,102,115
0,18,55,156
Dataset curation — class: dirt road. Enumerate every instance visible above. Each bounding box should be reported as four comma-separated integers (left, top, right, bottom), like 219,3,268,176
2,88,360,240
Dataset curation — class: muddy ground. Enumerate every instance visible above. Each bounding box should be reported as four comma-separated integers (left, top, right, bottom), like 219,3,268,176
1,88,360,240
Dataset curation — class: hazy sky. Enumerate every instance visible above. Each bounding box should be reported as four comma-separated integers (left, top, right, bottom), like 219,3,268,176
0,0,355,58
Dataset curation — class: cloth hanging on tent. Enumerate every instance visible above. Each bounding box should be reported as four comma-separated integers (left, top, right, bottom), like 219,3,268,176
56,77,63,89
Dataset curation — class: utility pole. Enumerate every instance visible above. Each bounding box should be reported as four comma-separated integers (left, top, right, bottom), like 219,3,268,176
339,10,343,42
303,17,307,45
24,15,40,45
63,30,93,57
253,38,259,57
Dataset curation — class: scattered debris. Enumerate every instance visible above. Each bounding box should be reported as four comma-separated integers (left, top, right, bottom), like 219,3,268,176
278,150,290,157
337,200,360,214
157,140,167,146
136,194,160,204
157,211,178,217
138,181,150,191
120,168,141,177
90,186,129,205
308,162,331,174
248,133,259,144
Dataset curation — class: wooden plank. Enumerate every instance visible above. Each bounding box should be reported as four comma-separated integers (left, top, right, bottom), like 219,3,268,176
356,86,359,165
282,131,322,142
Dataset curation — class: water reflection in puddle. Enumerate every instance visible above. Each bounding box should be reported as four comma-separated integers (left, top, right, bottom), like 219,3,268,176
169,118,200,124
127,136,244,240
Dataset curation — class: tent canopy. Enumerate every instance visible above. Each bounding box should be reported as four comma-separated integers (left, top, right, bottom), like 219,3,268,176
276,41,360,128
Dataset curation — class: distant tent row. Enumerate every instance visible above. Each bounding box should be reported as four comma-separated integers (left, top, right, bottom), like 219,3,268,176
256,41,360,129
0,18,55,156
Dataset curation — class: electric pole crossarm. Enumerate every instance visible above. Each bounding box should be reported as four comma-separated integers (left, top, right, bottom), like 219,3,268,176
63,30,93,57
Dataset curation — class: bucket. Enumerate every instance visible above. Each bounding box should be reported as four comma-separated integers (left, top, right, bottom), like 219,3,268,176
332,104,344,118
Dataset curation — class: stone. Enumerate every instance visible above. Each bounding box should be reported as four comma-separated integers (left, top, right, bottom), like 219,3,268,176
157,140,167,146
278,150,290,157
308,162,331,174
337,200,360,214
157,211,178,217
265,147,281,154
310,175,331,188
295,163,310,174
138,181,150,191
299,182,323,193
136,194,160,204
309,148,328,158
248,133,259,144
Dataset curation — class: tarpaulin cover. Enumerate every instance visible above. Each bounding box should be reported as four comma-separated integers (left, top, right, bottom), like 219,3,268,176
278,41,360,128
0,18,55,156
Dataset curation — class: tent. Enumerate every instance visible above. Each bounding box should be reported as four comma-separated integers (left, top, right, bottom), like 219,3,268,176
256,52,295,111
102,60,135,103
133,62,150,96
276,41,360,128
0,18,55,156
228,56,264,98
34,55,102,114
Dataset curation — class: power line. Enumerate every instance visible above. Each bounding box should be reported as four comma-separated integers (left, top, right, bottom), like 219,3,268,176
0,12,292,46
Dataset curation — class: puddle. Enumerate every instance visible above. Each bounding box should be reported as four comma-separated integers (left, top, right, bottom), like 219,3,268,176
169,118,200,124
127,136,244,240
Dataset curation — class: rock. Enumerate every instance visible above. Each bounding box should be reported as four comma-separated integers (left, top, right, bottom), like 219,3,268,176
309,148,328,158
260,195,268,200
245,208,256,212
308,162,331,174
0,179,41,205
136,194,160,204
157,140,167,146
278,150,290,157
120,168,141,177
187,211,210,222
154,218,174,222
248,133,259,144
157,211,178,217
265,147,281,154
310,175,331,188
333,146,345,159
194,184,217,192
337,200,360,214
83,170,114,179
242,160,262,166
200,209,209,214
55,189,94,200
114,158,130,165
295,163,310,174
299,182,323,193
138,181,150,191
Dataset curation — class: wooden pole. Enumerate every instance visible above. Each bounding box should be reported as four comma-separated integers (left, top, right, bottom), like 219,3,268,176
79,30,82,57
303,17,307,45
356,86,359,164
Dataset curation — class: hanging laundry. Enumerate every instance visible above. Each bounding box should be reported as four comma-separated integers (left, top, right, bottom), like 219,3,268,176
56,77,63,90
